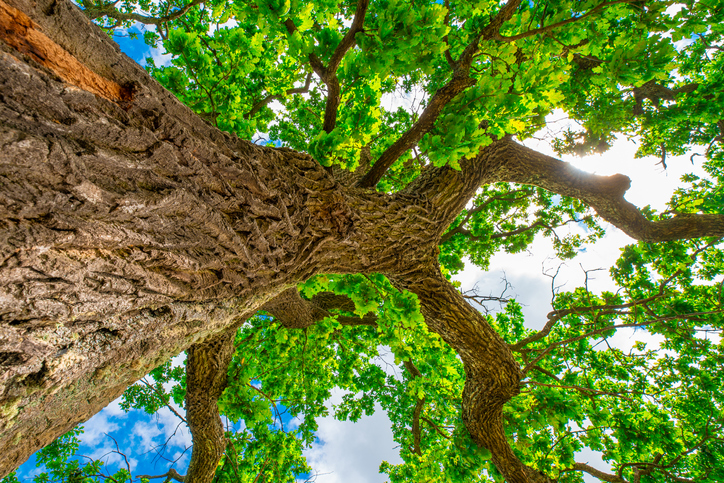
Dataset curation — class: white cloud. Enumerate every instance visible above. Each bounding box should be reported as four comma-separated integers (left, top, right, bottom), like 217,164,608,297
455,114,712,331
303,389,402,483
79,401,122,447
131,404,192,454
144,47,173,68
380,84,428,114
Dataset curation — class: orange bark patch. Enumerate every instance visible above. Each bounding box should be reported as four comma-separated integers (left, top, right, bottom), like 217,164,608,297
0,0,131,102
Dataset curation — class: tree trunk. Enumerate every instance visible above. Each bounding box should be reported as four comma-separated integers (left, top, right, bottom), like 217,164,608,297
0,0,436,473
3,0,724,480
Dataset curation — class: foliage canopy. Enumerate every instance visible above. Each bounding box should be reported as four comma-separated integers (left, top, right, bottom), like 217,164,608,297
2,0,724,481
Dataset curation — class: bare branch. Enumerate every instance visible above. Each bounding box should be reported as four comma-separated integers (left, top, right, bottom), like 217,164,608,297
521,309,722,373
510,293,667,351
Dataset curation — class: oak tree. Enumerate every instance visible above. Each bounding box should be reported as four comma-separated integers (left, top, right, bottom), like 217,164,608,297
1,0,723,481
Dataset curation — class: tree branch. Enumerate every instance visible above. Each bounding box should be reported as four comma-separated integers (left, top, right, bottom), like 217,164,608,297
137,468,186,482
184,330,235,483
411,396,424,455
440,190,533,243
485,139,724,242
262,288,378,328
563,463,627,483
521,309,721,374
421,416,451,440
403,359,424,455
244,71,313,120
525,381,635,402
509,293,666,351
327,0,369,75
492,0,633,42
356,75,475,188
261,287,328,328
283,0,368,133
140,378,188,423
392,264,550,483
84,0,203,25
356,0,525,189
283,19,326,76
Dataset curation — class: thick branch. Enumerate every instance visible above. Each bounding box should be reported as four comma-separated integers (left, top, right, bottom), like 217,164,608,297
262,288,377,328
485,139,724,242
261,287,328,328
400,137,517,229
185,330,235,483
283,0,368,133
327,0,369,75
356,75,474,189
0,0,435,473
356,0,525,189
392,264,550,483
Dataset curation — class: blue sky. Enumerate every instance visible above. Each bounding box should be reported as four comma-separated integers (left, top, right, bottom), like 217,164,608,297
12,355,195,481
112,25,172,69
114,28,150,63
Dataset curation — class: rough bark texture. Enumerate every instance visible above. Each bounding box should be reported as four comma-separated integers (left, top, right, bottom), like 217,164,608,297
393,266,550,483
484,138,724,241
262,288,377,328
185,331,235,483
2,0,724,481
0,0,435,473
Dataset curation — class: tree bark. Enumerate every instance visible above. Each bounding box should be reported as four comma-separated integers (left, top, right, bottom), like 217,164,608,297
484,138,724,242
0,0,437,473
185,330,235,483
392,265,552,483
